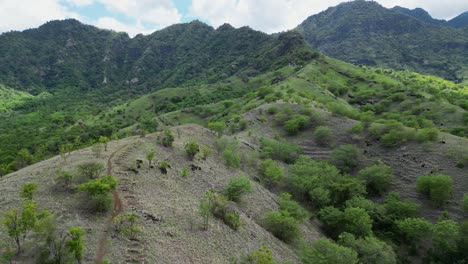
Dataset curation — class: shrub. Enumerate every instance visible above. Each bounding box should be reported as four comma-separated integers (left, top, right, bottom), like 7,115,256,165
342,207,373,238
260,159,284,185
350,123,364,134
416,174,453,206
396,218,432,245
330,144,360,173
260,138,302,164
78,176,118,212
278,193,310,222
21,182,38,200
146,149,155,168
160,129,174,147
159,161,170,174
338,233,397,264
223,148,241,168
415,128,439,143
223,211,241,230
318,206,344,237
267,106,278,115
357,164,394,195
328,177,367,206
224,176,252,202
208,122,225,137
114,213,141,237
382,192,420,221
245,245,274,264
381,130,415,147
77,162,105,180
288,156,341,200
263,210,299,243
184,141,200,160
55,169,74,189
431,220,460,262
200,145,213,160
284,114,311,135
313,126,332,146
301,239,358,264
309,187,331,209
181,168,189,178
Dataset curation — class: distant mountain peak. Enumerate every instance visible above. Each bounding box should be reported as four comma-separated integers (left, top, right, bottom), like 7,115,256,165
391,6,447,26
448,11,468,28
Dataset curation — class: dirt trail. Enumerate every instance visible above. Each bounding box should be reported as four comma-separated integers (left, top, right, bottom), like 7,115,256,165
94,144,127,264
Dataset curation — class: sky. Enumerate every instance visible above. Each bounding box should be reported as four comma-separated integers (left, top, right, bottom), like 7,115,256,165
0,0,467,37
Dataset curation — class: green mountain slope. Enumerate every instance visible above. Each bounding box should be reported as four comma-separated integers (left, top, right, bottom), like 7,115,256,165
0,19,312,94
449,11,468,28
295,1,468,83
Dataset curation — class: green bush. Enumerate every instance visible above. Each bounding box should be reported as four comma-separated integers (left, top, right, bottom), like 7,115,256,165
224,176,252,202
357,164,394,195
382,192,420,222
416,174,453,207
309,187,331,209
396,218,432,245
21,182,38,200
330,144,360,173
263,210,299,243
415,127,439,143
77,162,104,180
184,141,200,160
342,207,373,237
260,159,284,185
79,176,118,212
284,114,311,135
381,130,415,147
338,233,397,264
208,122,225,137
431,220,460,262
267,106,278,115
261,138,302,164
160,129,174,147
278,193,310,221
313,126,332,146
300,239,358,264
350,123,364,134
223,211,241,230
223,148,241,168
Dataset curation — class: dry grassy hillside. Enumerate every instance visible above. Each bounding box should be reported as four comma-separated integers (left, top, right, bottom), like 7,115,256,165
0,124,321,263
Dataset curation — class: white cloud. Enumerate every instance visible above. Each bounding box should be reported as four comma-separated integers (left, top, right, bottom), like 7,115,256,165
0,0,80,32
190,0,468,33
66,0,95,7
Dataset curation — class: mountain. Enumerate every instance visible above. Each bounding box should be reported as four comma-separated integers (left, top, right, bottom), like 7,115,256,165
0,19,313,95
392,6,447,26
295,1,468,83
448,11,468,28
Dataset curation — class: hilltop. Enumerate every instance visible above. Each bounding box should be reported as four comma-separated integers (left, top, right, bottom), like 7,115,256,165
295,1,468,83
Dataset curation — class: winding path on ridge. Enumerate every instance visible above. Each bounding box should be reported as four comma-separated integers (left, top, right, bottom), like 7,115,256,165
94,144,127,264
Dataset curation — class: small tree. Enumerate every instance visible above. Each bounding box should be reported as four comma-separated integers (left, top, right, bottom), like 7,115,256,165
357,163,394,195
184,141,200,160
91,144,104,158
342,207,373,238
208,122,225,137
114,213,141,237
199,190,216,230
246,245,274,264
260,159,284,186
301,239,358,264
66,227,85,264
278,193,310,222
78,176,118,212
99,136,110,151
3,201,38,254
284,114,311,136
416,174,453,207
200,145,213,160
330,144,360,173
223,148,241,168
313,126,332,146
396,217,432,248
20,182,38,201
431,220,460,262
146,149,155,168
160,129,174,147
77,162,105,180
263,210,299,243
338,233,397,264
55,169,74,190
224,176,252,202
